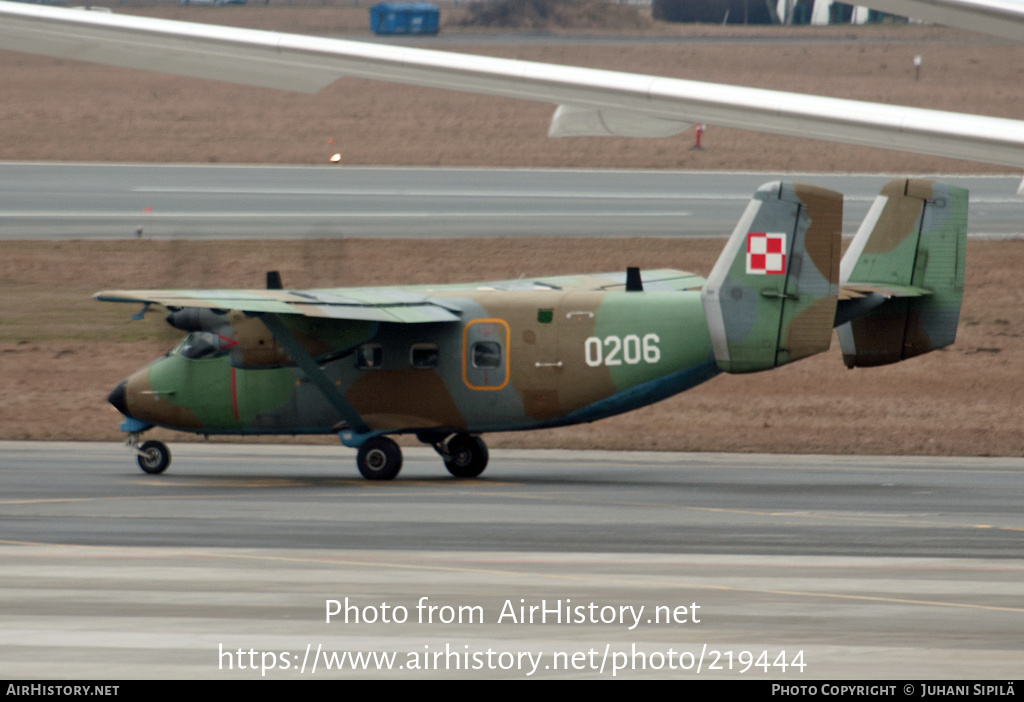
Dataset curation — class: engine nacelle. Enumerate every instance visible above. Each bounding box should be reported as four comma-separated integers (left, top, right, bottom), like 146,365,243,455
165,307,229,333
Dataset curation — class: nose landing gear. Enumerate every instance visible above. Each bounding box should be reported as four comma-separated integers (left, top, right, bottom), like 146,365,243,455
126,432,171,475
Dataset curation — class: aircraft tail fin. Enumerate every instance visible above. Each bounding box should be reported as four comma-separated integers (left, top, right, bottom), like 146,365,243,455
837,179,967,368
701,181,842,373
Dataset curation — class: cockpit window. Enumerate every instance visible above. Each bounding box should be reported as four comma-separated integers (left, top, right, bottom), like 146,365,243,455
174,332,228,360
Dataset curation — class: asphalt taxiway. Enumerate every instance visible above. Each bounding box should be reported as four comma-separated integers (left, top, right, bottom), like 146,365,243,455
2,442,1022,678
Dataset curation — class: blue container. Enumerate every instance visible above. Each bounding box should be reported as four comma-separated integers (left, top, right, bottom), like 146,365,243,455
370,3,440,35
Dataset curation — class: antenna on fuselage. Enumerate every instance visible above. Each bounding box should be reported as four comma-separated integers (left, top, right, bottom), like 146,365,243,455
625,267,643,292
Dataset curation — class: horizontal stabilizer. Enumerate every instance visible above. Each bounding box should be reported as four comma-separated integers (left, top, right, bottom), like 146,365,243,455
839,283,930,300
701,181,842,373
837,179,967,367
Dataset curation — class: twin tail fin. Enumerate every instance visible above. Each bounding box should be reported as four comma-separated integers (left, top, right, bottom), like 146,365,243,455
836,179,968,368
702,178,968,373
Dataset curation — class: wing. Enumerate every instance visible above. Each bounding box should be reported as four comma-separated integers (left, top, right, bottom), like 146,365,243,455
858,0,1024,41
94,268,704,320
421,269,707,292
2,1,1024,170
94,289,462,323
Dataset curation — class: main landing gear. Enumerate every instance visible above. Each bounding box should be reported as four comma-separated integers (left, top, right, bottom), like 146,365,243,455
354,432,490,481
440,434,489,479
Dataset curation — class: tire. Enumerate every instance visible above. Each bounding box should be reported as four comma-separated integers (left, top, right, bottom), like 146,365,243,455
444,434,488,478
356,436,403,480
137,440,171,474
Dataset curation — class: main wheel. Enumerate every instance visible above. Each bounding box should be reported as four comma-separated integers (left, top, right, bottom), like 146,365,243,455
356,436,403,480
137,440,171,474
444,434,488,478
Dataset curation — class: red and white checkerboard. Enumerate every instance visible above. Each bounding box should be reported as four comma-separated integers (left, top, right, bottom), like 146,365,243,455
746,232,787,275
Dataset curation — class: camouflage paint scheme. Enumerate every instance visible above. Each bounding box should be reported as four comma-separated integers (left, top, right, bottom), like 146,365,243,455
838,180,968,367
113,272,715,436
102,179,968,479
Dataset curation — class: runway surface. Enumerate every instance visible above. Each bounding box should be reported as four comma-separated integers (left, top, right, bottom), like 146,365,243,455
2,442,1022,678
1,163,1020,240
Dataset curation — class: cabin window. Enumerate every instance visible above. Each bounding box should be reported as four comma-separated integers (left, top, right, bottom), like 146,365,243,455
355,344,383,369
537,309,553,324
410,343,439,369
472,341,501,370
462,318,509,391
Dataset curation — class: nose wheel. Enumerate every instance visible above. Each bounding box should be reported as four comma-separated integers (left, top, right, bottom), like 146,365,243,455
126,433,171,474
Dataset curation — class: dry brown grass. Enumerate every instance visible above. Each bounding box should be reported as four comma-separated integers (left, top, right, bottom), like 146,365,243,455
454,0,652,30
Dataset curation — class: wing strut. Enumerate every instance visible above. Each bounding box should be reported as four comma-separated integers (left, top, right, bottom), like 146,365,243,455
256,313,370,435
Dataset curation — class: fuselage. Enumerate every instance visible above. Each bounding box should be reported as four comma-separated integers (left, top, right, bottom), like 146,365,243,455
113,288,719,438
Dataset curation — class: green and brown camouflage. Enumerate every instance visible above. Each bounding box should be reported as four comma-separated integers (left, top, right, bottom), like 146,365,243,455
102,179,968,480
701,182,842,373
837,179,968,367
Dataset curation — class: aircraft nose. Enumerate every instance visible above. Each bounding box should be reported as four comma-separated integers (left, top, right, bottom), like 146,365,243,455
108,380,128,416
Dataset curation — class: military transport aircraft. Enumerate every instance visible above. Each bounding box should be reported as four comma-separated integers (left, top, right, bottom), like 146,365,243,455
99,178,966,479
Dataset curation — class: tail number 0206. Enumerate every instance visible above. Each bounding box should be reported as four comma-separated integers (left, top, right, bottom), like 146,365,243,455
584,334,661,367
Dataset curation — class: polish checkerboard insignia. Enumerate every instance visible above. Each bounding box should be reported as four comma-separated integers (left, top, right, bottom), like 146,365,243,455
746,232,787,275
